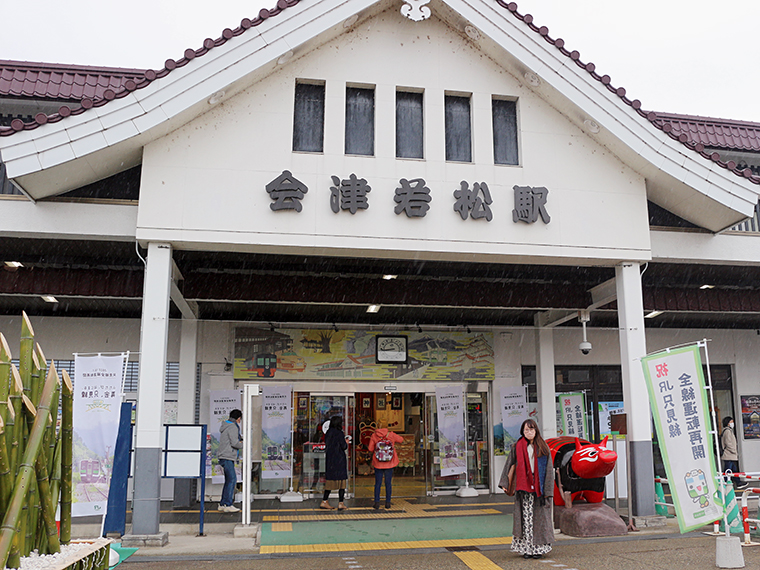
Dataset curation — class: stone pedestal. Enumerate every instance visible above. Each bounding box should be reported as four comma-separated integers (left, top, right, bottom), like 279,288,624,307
121,532,169,547
716,535,745,568
233,524,259,539
554,503,628,537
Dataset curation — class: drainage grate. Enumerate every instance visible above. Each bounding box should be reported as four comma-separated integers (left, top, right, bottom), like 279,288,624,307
445,546,480,552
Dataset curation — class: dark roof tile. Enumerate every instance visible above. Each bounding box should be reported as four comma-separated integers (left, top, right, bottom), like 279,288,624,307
0,0,758,187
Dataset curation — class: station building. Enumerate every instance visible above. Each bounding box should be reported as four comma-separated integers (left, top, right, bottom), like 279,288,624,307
2,0,760,536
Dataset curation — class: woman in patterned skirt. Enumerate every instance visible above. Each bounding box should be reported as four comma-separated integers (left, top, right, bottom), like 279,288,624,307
499,419,554,559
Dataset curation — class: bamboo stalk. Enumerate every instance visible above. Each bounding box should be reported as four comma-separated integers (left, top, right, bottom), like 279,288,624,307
9,365,22,476
22,396,37,557
19,312,33,402
49,432,62,514
60,370,73,545
0,417,20,568
0,334,10,430
31,352,41,412
0,335,11,476
0,363,61,566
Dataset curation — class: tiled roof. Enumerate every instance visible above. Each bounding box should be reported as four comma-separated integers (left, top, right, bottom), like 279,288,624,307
648,112,760,153
0,60,146,101
0,0,758,186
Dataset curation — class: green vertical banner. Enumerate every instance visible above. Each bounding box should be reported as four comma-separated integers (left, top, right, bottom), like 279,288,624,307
641,345,723,533
557,392,588,440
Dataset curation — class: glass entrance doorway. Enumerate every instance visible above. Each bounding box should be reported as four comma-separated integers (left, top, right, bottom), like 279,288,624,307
294,394,355,498
425,391,490,494
289,387,491,498
353,392,426,498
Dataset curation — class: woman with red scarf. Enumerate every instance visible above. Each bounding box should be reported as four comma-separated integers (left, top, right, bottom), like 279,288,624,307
498,419,554,559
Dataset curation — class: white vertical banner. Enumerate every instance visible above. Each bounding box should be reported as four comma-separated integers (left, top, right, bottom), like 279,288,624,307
261,385,293,479
558,392,588,440
500,387,528,449
72,353,127,517
207,390,242,484
642,344,722,533
435,385,466,477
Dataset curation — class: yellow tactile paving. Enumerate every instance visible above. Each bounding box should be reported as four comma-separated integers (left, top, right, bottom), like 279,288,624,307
271,523,293,532
454,551,504,570
260,536,511,554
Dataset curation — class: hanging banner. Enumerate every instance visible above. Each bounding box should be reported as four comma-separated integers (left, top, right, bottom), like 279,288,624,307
261,385,293,479
72,353,127,517
642,344,722,533
207,390,242,484
435,385,466,477
557,392,588,440
500,387,528,449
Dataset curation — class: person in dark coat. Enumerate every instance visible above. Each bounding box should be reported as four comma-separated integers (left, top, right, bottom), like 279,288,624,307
499,418,554,559
321,415,349,510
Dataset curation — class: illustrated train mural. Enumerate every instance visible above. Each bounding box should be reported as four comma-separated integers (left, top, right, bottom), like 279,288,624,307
546,436,618,506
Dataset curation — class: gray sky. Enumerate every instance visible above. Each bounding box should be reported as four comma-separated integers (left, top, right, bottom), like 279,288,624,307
1,0,758,121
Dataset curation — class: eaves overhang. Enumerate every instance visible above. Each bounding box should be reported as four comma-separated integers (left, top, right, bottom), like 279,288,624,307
0,0,758,232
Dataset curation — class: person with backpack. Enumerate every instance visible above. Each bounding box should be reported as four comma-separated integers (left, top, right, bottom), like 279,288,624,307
368,425,404,509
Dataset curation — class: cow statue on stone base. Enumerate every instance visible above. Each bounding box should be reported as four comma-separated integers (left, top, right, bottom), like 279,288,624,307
546,436,618,506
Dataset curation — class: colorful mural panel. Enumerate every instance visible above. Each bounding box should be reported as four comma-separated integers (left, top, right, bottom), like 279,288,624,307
233,328,494,381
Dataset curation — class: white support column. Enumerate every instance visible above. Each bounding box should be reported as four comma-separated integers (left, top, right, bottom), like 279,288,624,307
173,318,198,508
177,319,198,424
133,242,172,536
615,261,655,517
535,325,557,438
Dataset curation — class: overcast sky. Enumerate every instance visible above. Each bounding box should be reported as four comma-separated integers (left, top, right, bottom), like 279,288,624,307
2,0,758,121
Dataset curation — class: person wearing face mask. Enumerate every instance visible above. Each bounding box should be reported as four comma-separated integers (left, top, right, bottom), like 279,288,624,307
721,416,746,490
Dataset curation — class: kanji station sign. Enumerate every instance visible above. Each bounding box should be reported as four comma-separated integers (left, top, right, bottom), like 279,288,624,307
265,170,550,224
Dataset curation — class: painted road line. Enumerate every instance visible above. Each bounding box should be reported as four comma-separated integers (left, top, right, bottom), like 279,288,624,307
260,536,512,554
454,551,503,570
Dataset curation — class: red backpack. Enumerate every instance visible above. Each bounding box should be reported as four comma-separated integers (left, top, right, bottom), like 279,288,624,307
374,437,394,462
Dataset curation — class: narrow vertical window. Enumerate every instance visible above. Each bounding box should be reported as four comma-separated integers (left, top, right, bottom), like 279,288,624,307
445,95,472,162
396,91,424,159
493,98,519,165
293,82,325,152
345,87,375,156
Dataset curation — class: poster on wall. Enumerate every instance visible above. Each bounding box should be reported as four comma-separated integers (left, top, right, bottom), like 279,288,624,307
207,390,242,484
557,392,588,440
642,344,722,533
233,327,494,382
500,387,528,450
261,385,293,479
72,353,127,517
741,395,760,440
599,402,625,436
435,385,466,477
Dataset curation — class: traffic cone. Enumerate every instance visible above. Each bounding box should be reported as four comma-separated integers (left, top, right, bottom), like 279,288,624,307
655,480,668,516
718,485,743,533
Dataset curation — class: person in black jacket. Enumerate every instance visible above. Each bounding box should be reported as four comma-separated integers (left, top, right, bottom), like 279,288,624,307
321,415,349,510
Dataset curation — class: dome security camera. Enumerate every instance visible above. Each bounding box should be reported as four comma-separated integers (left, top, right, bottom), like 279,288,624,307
579,340,592,355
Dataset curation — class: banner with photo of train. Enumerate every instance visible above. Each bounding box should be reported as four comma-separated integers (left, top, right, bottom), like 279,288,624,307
435,385,466,477
207,390,242,484
500,386,528,449
72,353,127,517
261,385,293,479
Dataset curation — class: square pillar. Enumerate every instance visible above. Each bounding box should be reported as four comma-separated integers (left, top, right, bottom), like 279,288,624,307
133,242,172,535
615,261,655,517
534,325,556,438
173,318,198,508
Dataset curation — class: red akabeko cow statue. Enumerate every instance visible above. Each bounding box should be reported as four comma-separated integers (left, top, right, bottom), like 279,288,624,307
546,436,618,506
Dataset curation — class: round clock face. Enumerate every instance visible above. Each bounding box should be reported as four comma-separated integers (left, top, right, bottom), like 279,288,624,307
378,337,406,362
